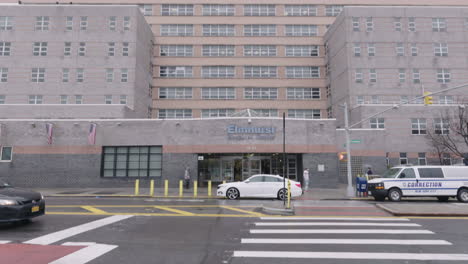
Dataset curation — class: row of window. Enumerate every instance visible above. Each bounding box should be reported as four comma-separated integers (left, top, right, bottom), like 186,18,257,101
397,152,453,166
0,16,131,31
368,117,449,135
160,24,319,37
138,4,343,17
0,68,129,83
159,66,320,78
159,87,321,100
0,41,130,57
356,95,455,105
102,146,162,177
158,109,322,119
353,42,450,57
352,17,468,32
160,45,320,57
354,68,452,84
0,94,127,105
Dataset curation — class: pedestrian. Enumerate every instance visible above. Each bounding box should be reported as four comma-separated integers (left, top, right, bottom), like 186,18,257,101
366,167,373,176
303,168,310,191
184,167,190,189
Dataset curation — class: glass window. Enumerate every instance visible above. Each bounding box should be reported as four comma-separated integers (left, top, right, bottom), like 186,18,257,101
158,109,192,119
413,69,421,84
394,17,402,31
60,95,68,104
434,118,449,135
244,45,276,56
252,109,278,117
286,66,320,78
201,109,235,118
285,25,317,36
367,43,376,56
161,45,193,56
122,42,129,56
64,42,71,56
159,87,193,99
202,66,235,78
244,88,278,100
286,45,319,57
35,16,49,31
120,95,127,104
244,4,275,16
411,43,418,56
201,88,235,99
76,68,84,82
161,4,194,16
62,68,69,82
288,109,321,119
160,66,193,78
400,152,408,165
285,5,317,16
356,96,364,105
352,17,360,31
437,69,451,83
443,153,452,165
102,146,162,177
0,147,12,161
0,42,11,56
438,95,454,105
202,45,235,56
31,68,45,83
66,16,73,31
78,42,86,56
432,18,446,32
366,17,373,32
123,16,130,30
105,95,112,104
418,153,427,165
0,68,8,83
161,24,193,36
396,43,405,56
399,168,416,178
107,42,115,56
353,43,361,57
370,118,385,129
203,24,235,36
399,68,406,83
0,95,5,104
108,16,116,31
120,68,128,82
139,4,153,16
355,69,363,83
244,25,276,36
28,95,43,104
408,17,416,32
325,5,343,16
75,95,83,104
371,95,380,104
287,88,320,100
244,66,277,78
411,118,427,135
80,16,88,30
418,168,444,178
434,43,448,57
0,16,13,30
106,68,114,82
369,69,377,83
202,4,235,16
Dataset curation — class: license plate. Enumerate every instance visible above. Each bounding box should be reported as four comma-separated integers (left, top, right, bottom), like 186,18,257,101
31,206,40,213
368,191,372,195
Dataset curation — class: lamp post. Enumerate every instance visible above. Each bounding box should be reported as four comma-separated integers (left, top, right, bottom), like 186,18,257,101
343,103,354,197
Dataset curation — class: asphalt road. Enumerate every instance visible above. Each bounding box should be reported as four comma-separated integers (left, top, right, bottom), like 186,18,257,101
1,197,468,264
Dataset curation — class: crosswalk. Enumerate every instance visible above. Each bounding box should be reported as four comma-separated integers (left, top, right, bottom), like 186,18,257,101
233,217,468,263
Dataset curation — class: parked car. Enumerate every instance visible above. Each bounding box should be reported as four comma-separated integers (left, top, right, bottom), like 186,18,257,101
217,174,302,200
0,180,45,222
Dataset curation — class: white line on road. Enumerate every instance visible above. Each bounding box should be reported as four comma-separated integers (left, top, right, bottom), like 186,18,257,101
24,215,133,245
49,242,118,264
260,217,410,221
241,238,452,245
250,229,434,234
255,222,420,227
0,241,10,244
233,251,468,261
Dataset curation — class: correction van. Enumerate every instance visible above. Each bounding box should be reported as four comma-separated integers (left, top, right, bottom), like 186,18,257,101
367,166,468,202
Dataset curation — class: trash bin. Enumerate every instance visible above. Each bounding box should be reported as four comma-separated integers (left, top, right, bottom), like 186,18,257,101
356,176,368,197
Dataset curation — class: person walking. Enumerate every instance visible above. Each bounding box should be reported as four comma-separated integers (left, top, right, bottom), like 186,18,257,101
366,167,373,176
184,167,191,189
303,168,310,191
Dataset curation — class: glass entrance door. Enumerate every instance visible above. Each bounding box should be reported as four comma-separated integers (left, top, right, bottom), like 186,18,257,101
242,158,262,180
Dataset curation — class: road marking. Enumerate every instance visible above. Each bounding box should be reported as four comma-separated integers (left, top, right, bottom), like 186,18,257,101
241,238,452,245
255,222,420,227
49,242,117,264
260,217,410,221
0,241,10,244
250,229,434,234
233,251,468,260
24,215,133,245
219,206,264,217
81,206,108,214
153,206,195,216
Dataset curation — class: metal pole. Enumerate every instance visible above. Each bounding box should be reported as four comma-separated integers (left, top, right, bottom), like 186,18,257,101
344,103,354,197
283,112,286,206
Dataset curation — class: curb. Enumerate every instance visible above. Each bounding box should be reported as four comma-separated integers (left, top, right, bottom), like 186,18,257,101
261,205,295,216
376,204,468,217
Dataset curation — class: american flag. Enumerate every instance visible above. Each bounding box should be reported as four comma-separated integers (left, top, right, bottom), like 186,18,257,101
45,123,53,145
88,123,97,145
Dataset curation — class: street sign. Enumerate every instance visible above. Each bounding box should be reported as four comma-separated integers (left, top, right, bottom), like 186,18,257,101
351,139,361,144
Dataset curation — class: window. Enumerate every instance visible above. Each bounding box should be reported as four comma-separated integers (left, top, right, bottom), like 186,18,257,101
161,4,194,16
102,146,162,177
244,4,275,16
202,24,235,36
28,95,43,104
286,66,320,78
442,153,452,165
367,43,375,56
356,95,364,105
394,17,402,31
32,42,47,56
396,43,404,56
413,69,421,84
244,66,277,78
35,16,49,31
355,69,363,83
288,109,321,119
366,17,373,32
244,88,278,100
62,68,69,82
408,17,416,32
369,69,377,83
0,147,12,162
400,95,409,104
120,95,127,104
411,118,427,135
400,168,416,178
161,45,193,56
418,153,427,165
432,18,446,32
244,25,276,36
108,16,116,31
202,45,234,56
159,87,193,99
160,66,193,78
399,69,406,83
438,95,454,105
139,4,153,16
244,45,276,56
285,5,317,16
75,95,83,104
66,16,73,31
0,16,13,30
158,109,192,119
201,109,235,118
287,88,320,100
411,43,418,56
105,95,112,104
123,16,130,30
285,25,317,36
0,68,7,82
434,118,449,135
400,152,408,165
78,42,86,56
0,95,5,104
434,43,448,56
418,168,444,178
122,42,129,56
202,4,235,16
64,42,71,56
286,45,319,57
161,24,193,36
0,42,11,56
106,68,114,82
80,16,88,30
352,17,360,31
202,66,235,78
325,5,343,16
353,43,361,57
370,118,385,129
60,95,68,104
106,42,115,56
76,68,84,82
437,69,451,83
121,68,128,82
31,68,45,83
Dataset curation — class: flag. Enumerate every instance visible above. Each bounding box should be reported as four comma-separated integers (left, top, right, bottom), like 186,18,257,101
45,123,53,145
88,123,97,145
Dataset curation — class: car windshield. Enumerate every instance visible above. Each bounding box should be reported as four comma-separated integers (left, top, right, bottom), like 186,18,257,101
381,168,402,178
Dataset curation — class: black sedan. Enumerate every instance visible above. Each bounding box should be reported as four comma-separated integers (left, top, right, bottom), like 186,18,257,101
0,180,45,222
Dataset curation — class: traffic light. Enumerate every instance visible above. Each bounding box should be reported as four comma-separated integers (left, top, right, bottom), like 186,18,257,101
424,92,433,105
338,152,347,161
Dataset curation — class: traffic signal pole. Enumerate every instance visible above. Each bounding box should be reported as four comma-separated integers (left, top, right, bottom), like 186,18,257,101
344,102,354,197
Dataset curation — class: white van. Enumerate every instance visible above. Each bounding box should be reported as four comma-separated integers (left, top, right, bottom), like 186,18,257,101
367,166,468,202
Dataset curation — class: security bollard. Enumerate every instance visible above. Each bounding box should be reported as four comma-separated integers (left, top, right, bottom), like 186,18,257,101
179,180,183,197
193,180,198,197
208,180,212,197
164,180,168,197
150,180,154,197
223,180,226,184
134,179,140,196
287,180,291,209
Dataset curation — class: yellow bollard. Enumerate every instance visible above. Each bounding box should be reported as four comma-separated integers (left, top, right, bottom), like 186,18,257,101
164,180,168,197
193,180,198,197
179,180,183,197
208,180,212,197
149,180,154,197
134,179,140,196
287,180,291,209
223,180,226,184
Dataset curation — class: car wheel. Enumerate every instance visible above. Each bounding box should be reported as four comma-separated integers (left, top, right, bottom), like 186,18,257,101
277,188,288,201
437,196,449,202
374,195,385,201
387,188,402,202
226,188,240,200
457,188,468,203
